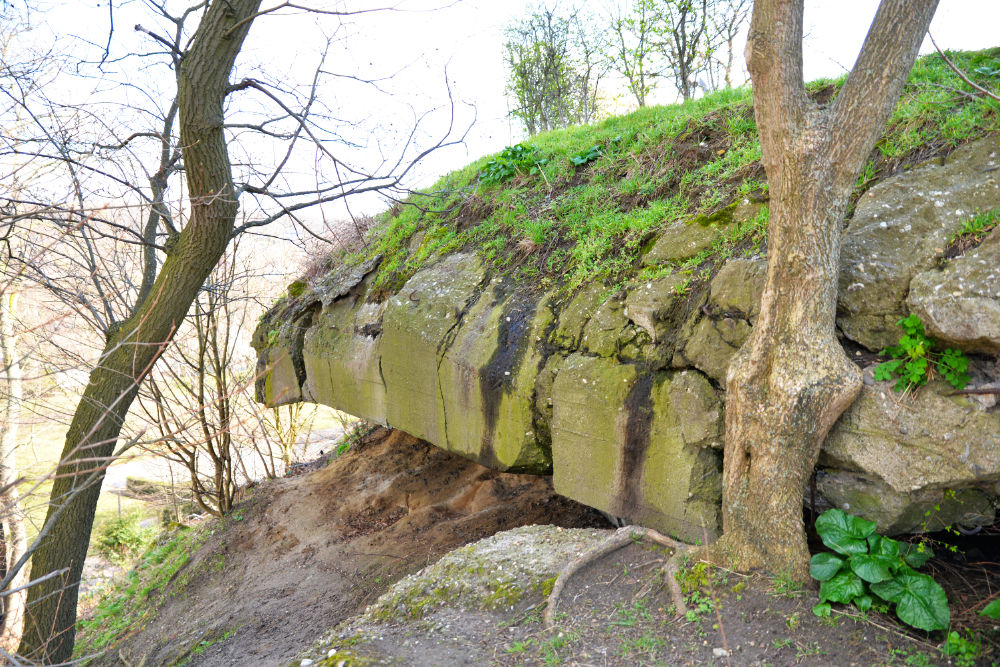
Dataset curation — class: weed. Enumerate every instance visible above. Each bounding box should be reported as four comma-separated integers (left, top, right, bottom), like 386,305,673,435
940,630,980,667
95,511,157,564
771,571,804,598
683,590,715,623
873,314,969,391
610,599,652,628
504,638,535,654
480,143,548,185
950,207,998,244
773,637,793,650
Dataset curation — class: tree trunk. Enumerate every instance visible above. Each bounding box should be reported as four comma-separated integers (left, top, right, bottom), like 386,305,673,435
0,290,27,651
19,2,262,661
711,0,938,579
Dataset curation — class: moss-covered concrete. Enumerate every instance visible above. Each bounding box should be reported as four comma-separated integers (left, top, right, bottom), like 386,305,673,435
551,355,723,542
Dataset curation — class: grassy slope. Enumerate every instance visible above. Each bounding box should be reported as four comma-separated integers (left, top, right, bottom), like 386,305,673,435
328,49,999,302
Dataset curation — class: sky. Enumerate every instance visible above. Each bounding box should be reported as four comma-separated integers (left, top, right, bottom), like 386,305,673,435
17,1,1000,218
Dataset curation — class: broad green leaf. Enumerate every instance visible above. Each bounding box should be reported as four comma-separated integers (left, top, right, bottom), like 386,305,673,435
894,573,950,631
812,602,831,617
854,594,874,612
867,535,900,558
873,361,901,382
849,554,896,583
815,509,876,555
870,578,904,603
819,570,865,604
809,553,844,582
981,598,1000,619
900,542,934,569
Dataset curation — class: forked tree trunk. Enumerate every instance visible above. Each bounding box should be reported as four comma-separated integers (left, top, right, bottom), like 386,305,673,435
19,2,262,662
712,0,938,579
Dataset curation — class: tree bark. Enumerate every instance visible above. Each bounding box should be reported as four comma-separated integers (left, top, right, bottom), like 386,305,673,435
0,290,27,651
711,0,938,579
19,1,262,661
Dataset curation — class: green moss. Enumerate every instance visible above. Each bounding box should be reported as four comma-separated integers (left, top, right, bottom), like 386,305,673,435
287,280,307,298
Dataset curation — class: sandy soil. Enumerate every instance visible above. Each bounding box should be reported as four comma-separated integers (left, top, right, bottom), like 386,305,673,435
89,427,606,665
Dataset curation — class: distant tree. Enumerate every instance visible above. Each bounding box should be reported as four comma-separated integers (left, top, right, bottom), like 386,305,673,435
504,5,606,135
651,0,710,101
605,0,660,107
703,0,751,90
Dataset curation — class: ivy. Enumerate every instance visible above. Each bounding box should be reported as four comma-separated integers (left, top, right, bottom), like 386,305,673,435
873,314,970,391
810,509,949,632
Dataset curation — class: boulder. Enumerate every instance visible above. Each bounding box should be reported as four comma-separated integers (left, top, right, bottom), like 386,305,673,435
551,354,723,542
908,227,1000,355
838,136,1000,351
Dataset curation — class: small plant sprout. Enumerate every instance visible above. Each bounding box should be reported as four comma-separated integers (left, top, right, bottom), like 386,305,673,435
873,314,970,391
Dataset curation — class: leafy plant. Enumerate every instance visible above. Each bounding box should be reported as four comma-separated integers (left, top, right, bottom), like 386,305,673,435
810,508,950,632
940,630,980,667
972,60,1000,77
569,144,602,166
982,598,1000,619
96,511,158,564
479,143,548,185
873,314,970,391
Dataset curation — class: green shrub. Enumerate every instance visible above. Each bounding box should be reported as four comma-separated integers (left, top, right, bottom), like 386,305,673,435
810,509,949,632
96,511,158,564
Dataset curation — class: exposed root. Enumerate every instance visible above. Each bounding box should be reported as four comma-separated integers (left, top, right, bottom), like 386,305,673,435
544,525,690,628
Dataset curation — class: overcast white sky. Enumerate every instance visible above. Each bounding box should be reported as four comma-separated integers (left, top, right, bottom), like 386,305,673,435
25,1,1000,216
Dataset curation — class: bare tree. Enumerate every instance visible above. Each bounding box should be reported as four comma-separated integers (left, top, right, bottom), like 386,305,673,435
1,1,468,661
703,0,751,90
712,0,938,579
652,0,710,101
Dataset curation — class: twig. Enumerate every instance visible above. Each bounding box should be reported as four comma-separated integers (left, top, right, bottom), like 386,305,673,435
929,34,1000,102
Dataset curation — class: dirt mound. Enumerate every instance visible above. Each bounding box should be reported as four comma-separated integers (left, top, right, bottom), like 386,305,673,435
88,427,606,665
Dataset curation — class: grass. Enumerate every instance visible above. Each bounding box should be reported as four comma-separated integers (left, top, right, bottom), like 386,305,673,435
73,522,210,660
319,48,999,303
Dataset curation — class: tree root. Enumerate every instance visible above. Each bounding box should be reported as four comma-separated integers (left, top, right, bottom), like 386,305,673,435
543,525,691,628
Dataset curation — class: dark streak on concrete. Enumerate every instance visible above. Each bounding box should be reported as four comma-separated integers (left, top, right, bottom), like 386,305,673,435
612,373,655,518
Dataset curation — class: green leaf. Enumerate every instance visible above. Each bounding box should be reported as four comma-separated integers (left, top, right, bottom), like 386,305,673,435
849,554,896,583
873,360,902,382
898,314,925,336
981,598,1000,619
854,594,874,612
900,542,934,569
815,509,876,555
809,553,845,582
894,573,950,631
812,602,832,618
867,534,900,558
870,578,904,603
819,570,865,604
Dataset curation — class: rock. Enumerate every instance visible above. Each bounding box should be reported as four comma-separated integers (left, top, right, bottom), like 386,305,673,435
672,257,764,382
551,355,722,542
838,136,1000,351
642,202,761,266
908,227,1000,355
302,275,388,423
381,253,487,449
551,283,608,349
816,470,995,534
624,274,687,343
824,376,1000,495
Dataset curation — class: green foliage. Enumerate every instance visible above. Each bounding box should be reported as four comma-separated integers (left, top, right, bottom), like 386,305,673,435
96,511,158,564
951,207,998,243
479,143,548,185
873,314,970,391
940,630,980,667
810,509,949,632
981,598,1000,619
972,59,1000,78
569,144,602,166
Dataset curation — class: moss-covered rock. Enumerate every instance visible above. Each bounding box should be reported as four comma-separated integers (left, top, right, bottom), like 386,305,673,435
551,355,723,542
838,135,1000,351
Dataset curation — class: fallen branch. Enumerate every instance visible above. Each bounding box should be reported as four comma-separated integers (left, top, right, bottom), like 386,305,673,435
544,525,690,628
